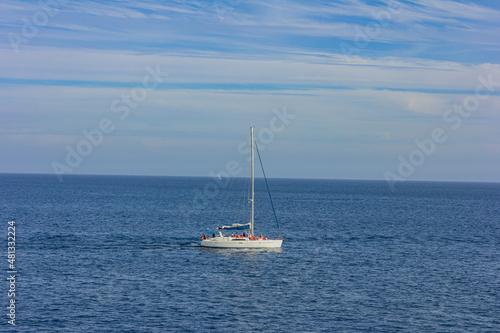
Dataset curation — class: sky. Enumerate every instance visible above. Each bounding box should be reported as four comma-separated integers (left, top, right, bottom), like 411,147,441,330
1,0,499,183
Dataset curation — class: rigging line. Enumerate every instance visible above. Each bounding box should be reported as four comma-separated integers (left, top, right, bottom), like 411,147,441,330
254,140,281,235
216,175,236,225
213,146,247,226
230,177,247,225
242,176,250,224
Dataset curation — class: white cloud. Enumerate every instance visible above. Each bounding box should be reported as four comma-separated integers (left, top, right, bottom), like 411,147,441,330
1,0,499,180
2,46,499,94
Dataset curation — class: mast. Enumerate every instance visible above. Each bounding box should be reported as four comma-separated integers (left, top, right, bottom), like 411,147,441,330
250,126,255,235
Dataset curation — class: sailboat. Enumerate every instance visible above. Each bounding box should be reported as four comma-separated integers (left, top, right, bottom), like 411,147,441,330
200,127,283,249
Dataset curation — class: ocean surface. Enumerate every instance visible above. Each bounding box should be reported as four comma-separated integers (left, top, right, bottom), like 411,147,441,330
1,173,499,332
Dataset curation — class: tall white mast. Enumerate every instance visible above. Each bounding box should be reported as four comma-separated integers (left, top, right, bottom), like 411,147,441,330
250,126,255,235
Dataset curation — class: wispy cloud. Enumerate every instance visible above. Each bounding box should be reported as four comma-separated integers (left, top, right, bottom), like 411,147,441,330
2,0,499,56
1,0,499,180
2,46,498,93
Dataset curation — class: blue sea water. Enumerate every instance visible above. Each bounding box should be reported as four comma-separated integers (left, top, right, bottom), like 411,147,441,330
1,174,499,332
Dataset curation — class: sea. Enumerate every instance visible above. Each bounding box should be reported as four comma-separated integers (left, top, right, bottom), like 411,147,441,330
1,173,499,332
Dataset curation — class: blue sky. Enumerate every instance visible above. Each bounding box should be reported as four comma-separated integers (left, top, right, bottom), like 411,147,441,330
1,0,499,182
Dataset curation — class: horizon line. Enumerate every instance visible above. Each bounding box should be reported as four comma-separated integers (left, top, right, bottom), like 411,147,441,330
1,171,498,185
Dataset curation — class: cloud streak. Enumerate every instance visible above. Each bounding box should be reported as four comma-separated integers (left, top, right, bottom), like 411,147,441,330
0,0,499,181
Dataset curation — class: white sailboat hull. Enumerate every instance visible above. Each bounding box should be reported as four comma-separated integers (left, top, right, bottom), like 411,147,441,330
201,237,282,248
